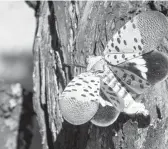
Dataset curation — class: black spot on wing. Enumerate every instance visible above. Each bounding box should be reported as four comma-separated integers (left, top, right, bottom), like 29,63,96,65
108,87,113,91
139,79,142,83
81,94,86,97
117,38,121,44
110,96,115,100
110,97,119,103
72,89,77,91
111,42,114,47
138,45,142,51
114,55,117,59
134,38,138,42
75,83,82,86
122,73,127,81
130,74,135,80
89,93,95,97
141,39,144,45
140,84,144,89
133,46,136,50
111,96,120,104
106,91,117,97
83,89,89,92
146,82,150,86
103,82,107,86
88,86,92,89
83,80,89,83
91,80,95,82
123,40,127,45
116,100,120,104
114,103,117,107
115,46,120,52
122,54,125,58
126,79,131,85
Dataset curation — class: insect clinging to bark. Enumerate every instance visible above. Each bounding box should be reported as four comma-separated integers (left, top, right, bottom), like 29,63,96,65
59,11,168,127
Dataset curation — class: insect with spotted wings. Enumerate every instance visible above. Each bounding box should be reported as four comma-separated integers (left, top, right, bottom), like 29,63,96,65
59,11,168,127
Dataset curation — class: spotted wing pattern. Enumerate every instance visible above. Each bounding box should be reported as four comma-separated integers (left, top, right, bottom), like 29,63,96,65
59,71,116,125
103,11,168,66
106,50,168,95
59,72,100,125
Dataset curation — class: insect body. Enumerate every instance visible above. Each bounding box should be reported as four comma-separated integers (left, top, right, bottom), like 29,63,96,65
59,11,168,127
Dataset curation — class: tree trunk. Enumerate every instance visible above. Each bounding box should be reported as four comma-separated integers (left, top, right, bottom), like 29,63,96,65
33,1,168,149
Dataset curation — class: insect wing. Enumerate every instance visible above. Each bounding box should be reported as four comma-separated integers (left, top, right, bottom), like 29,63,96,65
91,99,120,127
59,72,101,125
104,52,140,66
111,66,150,95
109,50,168,95
104,11,168,57
103,15,144,56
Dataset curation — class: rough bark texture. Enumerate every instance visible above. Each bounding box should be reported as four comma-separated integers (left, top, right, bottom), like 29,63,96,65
33,1,168,149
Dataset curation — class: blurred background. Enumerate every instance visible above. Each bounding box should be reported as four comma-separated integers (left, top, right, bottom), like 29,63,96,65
0,1,35,91
0,1,42,149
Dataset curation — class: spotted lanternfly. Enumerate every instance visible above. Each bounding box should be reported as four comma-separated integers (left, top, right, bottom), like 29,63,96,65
59,11,168,127
59,62,149,126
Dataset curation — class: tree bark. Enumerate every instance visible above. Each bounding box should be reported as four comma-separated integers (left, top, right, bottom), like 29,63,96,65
33,1,168,149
